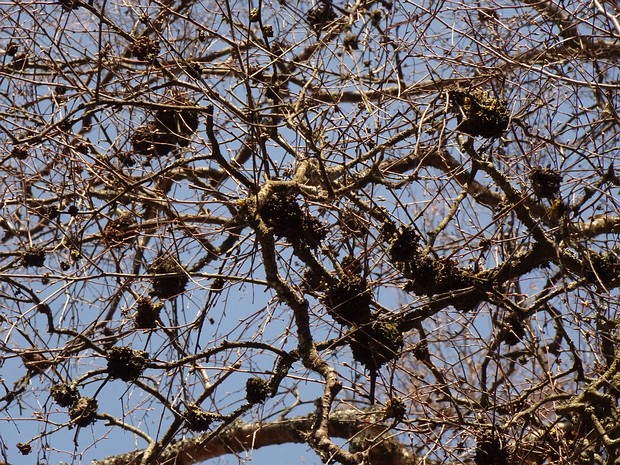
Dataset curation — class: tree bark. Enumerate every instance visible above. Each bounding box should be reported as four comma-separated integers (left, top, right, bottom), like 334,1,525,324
92,409,424,465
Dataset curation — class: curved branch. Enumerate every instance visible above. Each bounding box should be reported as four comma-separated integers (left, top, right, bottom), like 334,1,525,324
91,409,421,465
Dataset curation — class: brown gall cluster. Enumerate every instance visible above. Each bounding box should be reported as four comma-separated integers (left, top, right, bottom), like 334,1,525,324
258,192,325,248
449,89,509,138
105,346,149,382
148,254,188,300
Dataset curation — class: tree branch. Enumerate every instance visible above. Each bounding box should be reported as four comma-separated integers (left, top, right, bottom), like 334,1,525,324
91,409,421,465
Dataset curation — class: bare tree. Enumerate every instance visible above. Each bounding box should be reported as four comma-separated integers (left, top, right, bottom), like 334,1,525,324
0,0,619,464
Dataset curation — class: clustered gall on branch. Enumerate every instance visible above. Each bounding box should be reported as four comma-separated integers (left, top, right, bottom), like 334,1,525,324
257,191,325,248
148,254,189,300
105,346,149,382
21,245,46,268
130,92,199,158
245,377,270,404
475,433,508,465
324,273,372,326
449,89,509,138
350,320,404,373
69,397,98,427
134,297,162,330
386,224,484,312
184,405,219,432
103,213,138,247
529,166,563,199
50,383,80,408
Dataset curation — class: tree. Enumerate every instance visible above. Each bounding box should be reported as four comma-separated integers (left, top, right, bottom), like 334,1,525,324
0,0,619,464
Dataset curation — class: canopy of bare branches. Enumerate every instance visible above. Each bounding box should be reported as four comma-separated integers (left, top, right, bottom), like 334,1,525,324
1,0,619,464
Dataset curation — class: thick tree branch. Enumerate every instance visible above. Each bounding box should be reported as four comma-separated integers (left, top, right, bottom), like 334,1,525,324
91,409,421,465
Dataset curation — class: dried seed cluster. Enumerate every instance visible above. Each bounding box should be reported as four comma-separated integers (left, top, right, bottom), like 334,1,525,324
262,24,274,37
249,8,260,22
449,89,509,138
307,0,336,32
343,33,359,51
11,146,28,160
183,60,203,79
5,42,18,56
17,443,32,455
384,396,407,422
106,346,149,382
131,36,160,62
